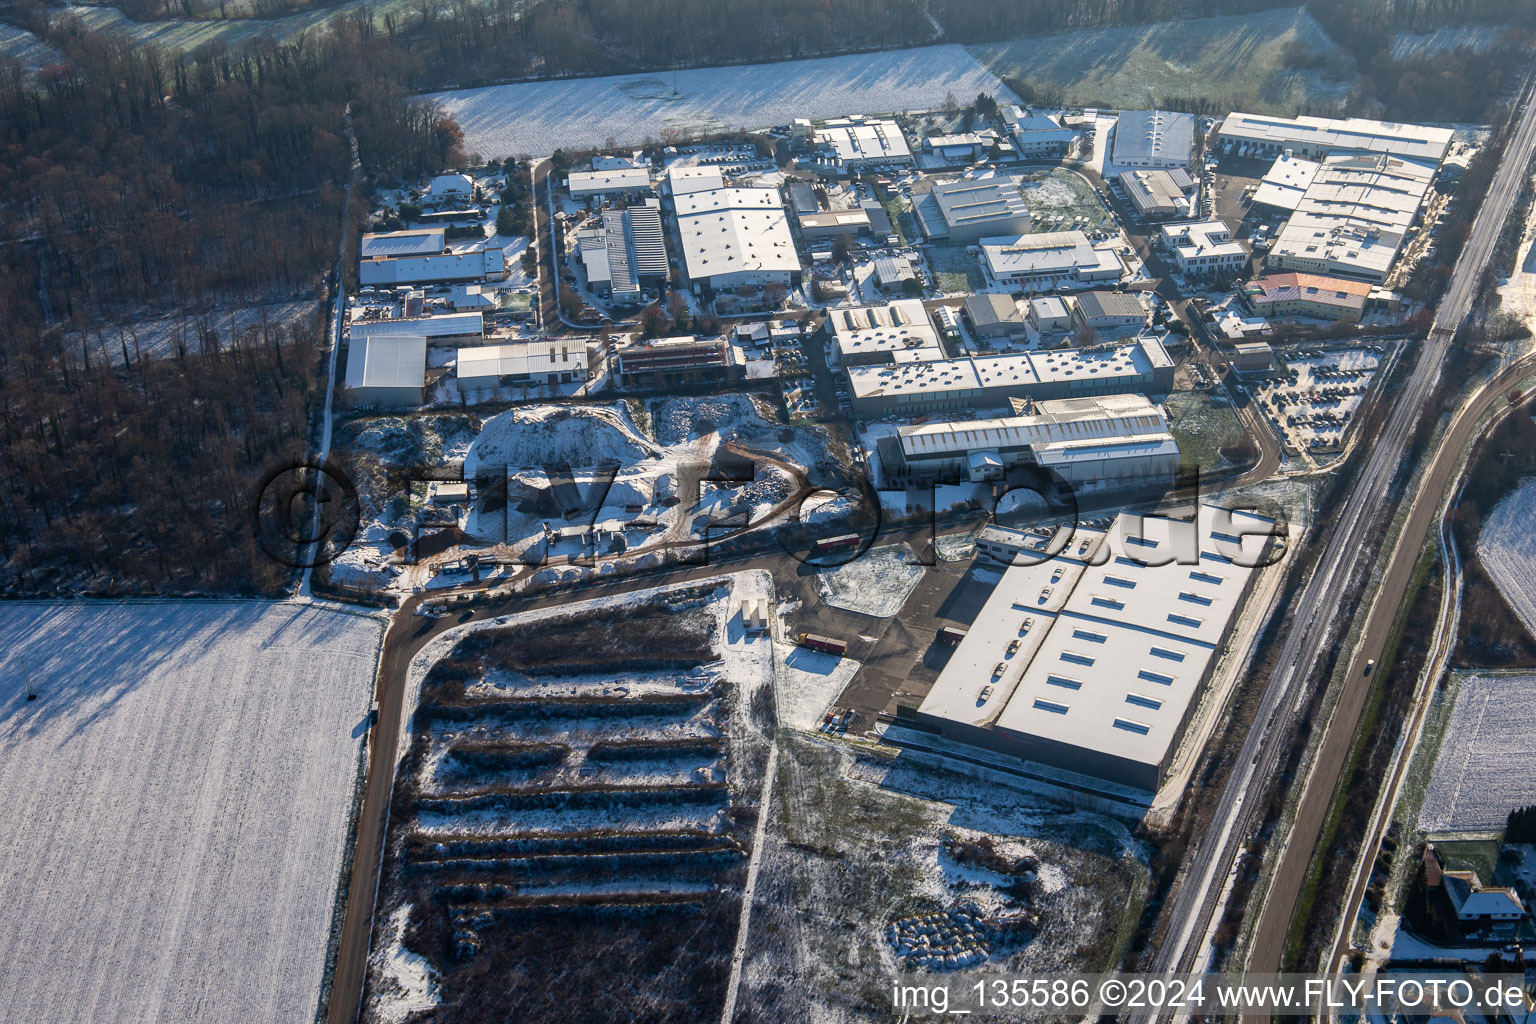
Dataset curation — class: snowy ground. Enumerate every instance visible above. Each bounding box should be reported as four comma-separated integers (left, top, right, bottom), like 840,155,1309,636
78,298,320,367
338,398,831,590
773,641,861,731
1418,672,1536,836
0,22,61,71
367,575,775,1021
425,46,1018,156
818,543,926,618
0,601,382,1024
1476,477,1536,639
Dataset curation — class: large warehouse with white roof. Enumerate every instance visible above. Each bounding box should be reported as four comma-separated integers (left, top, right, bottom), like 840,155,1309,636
1266,152,1437,281
846,336,1174,417
811,117,913,171
980,231,1125,291
911,506,1277,790
675,186,801,293
1112,110,1196,169
827,299,944,366
877,393,1178,485
1218,112,1454,164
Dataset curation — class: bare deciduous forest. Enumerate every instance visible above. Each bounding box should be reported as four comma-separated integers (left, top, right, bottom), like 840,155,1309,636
0,18,465,594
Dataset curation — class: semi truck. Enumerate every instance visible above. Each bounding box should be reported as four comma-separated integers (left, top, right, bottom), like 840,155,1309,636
797,633,847,656
810,533,861,555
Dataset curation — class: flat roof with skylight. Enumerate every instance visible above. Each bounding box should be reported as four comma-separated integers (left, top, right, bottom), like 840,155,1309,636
915,506,1276,790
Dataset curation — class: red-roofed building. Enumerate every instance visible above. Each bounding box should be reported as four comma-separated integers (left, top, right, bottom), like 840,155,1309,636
1243,272,1371,322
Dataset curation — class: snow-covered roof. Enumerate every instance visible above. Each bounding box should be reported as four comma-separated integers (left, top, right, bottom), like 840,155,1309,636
429,173,475,196
674,187,799,281
980,230,1098,277
1112,110,1195,166
920,506,1273,784
897,393,1169,460
1252,152,1321,211
1219,112,1454,164
848,337,1171,402
568,167,651,196
360,229,446,259
345,334,426,390
1268,152,1436,280
830,299,942,361
815,117,912,165
457,341,586,382
666,164,726,195
351,312,484,341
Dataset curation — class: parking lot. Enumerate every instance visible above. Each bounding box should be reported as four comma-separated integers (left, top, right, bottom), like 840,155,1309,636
1250,346,1386,456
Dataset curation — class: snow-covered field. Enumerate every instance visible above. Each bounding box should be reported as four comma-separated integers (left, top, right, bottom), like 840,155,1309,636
0,601,383,1024
0,22,62,71
426,46,1018,156
1475,477,1536,638
1418,673,1536,836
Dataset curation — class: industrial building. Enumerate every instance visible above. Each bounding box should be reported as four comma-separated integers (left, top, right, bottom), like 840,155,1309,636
1159,219,1249,277
350,312,485,347
1218,113,1455,165
980,231,1124,291
873,255,919,293
1111,110,1196,169
910,505,1275,791
1002,108,1075,159
1242,272,1372,322
846,336,1173,417
567,167,651,200
827,298,944,366
1028,295,1073,334
446,284,496,312
1119,169,1192,220
614,335,735,389
665,165,725,196
457,340,588,390
344,334,426,408
578,202,669,303
674,187,801,293
919,179,1032,244
360,229,446,260
359,245,507,286
877,393,1175,484
797,208,872,240
1071,290,1149,331
1250,152,1321,213
926,132,991,161
810,117,913,171
1266,152,1436,282
961,293,1029,340
1231,340,1274,373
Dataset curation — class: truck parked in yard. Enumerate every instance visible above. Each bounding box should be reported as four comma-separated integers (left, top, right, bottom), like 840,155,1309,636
797,633,847,656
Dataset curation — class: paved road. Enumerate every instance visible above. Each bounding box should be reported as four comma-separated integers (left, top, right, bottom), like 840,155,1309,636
1138,73,1536,995
1314,350,1536,988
